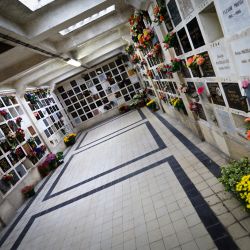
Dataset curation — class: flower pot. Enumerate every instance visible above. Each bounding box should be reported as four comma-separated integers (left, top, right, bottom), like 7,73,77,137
26,189,35,198
65,138,75,147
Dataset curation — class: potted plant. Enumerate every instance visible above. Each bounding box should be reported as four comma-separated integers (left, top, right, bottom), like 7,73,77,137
56,152,64,165
64,133,77,146
21,185,35,198
146,99,158,111
119,105,130,114
45,153,58,170
38,163,50,178
219,158,250,211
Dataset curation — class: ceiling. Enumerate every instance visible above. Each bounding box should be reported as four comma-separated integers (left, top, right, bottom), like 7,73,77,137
0,0,146,93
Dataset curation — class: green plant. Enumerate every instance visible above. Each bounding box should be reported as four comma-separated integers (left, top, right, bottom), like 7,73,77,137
56,152,64,165
219,157,250,194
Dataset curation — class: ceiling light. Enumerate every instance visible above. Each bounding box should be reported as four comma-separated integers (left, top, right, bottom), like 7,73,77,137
18,0,55,11
59,5,115,36
66,59,81,67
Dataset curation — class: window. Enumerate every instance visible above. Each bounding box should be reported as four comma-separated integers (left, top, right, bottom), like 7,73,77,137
18,0,55,11
59,5,115,35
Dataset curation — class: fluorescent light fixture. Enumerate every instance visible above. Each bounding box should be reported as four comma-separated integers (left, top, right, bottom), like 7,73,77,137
66,59,81,67
59,5,115,36
18,0,55,11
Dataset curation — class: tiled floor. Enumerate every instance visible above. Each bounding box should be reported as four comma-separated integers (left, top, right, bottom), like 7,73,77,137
0,108,250,250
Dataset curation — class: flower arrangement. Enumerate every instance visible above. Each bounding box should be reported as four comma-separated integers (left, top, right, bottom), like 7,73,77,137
245,117,250,140
131,54,141,64
21,185,35,198
2,173,13,182
147,43,162,59
197,85,205,95
0,110,8,118
44,153,57,170
170,58,181,72
7,131,16,144
169,97,185,111
16,117,22,127
163,32,176,50
146,99,157,111
236,175,250,210
64,133,77,146
219,157,250,211
153,5,166,25
241,80,250,89
16,128,25,142
129,12,144,42
125,45,134,55
189,102,198,112
156,63,172,75
147,69,153,79
186,54,205,68
138,29,154,48
25,93,38,104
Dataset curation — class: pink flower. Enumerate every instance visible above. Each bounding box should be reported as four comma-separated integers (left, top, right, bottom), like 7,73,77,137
197,86,205,95
241,80,249,89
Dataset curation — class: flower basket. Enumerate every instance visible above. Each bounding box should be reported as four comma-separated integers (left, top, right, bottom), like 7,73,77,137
64,133,76,147
21,185,35,198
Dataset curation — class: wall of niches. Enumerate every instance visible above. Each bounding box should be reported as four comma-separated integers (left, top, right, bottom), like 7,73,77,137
23,89,72,147
56,56,142,127
0,94,47,197
134,0,250,159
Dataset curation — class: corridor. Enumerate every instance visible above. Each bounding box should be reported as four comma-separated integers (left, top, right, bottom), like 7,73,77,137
0,108,249,250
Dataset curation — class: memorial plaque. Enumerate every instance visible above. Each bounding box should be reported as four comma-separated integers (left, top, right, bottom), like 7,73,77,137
187,18,205,49
222,82,248,112
172,33,183,56
167,0,182,27
177,28,192,53
200,52,216,77
196,103,207,121
207,82,226,106
231,36,250,77
0,158,11,172
215,109,235,133
177,0,194,18
210,42,235,77
164,11,174,32
216,0,250,35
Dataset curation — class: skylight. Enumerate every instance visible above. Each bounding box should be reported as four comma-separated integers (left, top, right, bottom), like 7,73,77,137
59,5,115,36
18,0,55,11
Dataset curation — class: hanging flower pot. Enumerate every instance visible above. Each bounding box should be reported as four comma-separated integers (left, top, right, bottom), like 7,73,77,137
153,5,166,25
163,32,176,50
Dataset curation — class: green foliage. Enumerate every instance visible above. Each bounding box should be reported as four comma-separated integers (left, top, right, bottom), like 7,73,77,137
56,152,64,161
219,157,250,194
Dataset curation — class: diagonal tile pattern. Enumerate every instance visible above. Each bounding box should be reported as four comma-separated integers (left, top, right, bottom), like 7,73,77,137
0,108,249,250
